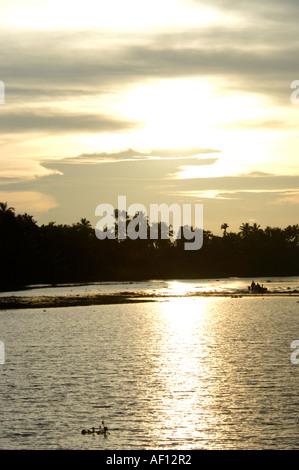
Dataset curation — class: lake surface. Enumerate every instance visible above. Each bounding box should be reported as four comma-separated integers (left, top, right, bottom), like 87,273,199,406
1,275,299,298
1,278,299,450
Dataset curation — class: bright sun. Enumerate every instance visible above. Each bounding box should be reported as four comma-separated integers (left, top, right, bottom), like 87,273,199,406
1,0,223,31
117,77,273,175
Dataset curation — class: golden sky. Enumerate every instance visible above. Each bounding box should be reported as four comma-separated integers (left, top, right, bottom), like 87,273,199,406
0,0,298,233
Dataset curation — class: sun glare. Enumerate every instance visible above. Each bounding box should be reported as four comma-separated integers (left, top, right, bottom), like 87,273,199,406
1,0,223,31
118,79,216,148
148,296,212,442
167,281,198,297
117,78,277,177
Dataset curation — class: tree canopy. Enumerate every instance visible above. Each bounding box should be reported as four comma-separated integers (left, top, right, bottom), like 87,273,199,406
0,202,298,291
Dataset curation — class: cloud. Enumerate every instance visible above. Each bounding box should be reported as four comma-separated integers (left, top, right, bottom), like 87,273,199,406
192,0,299,24
0,191,58,213
0,146,221,221
0,109,140,134
1,20,298,108
275,191,299,205
221,119,299,131
174,188,299,202
1,162,298,232
0,156,62,180
38,150,219,187
153,172,299,201
58,147,221,164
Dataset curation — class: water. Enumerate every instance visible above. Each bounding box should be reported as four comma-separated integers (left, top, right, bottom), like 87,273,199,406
1,278,299,449
1,275,299,298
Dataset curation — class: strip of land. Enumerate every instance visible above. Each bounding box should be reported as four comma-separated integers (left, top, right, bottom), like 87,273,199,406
0,291,299,310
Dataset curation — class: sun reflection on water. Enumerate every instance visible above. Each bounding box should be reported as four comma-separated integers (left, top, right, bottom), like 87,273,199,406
166,281,198,296
147,297,213,447
152,280,199,298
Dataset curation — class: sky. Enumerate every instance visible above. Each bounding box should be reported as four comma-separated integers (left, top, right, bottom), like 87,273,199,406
0,0,298,234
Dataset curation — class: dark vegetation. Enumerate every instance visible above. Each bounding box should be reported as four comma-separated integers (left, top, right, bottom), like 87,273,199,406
0,202,299,291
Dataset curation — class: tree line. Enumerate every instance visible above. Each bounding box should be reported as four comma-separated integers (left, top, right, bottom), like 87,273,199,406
0,202,299,291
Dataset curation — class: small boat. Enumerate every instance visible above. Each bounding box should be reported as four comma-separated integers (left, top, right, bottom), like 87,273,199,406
248,281,267,293
81,421,109,436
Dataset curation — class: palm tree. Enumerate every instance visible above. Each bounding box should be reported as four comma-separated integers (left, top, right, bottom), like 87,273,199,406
79,218,91,228
239,222,251,238
221,223,229,236
251,222,261,232
0,202,15,214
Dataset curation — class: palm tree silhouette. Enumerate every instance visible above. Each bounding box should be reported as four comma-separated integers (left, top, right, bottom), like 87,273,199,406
0,202,15,214
221,223,229,236
239,222,251,238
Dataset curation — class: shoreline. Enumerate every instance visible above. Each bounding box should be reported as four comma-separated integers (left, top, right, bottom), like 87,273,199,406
0,291,299,310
